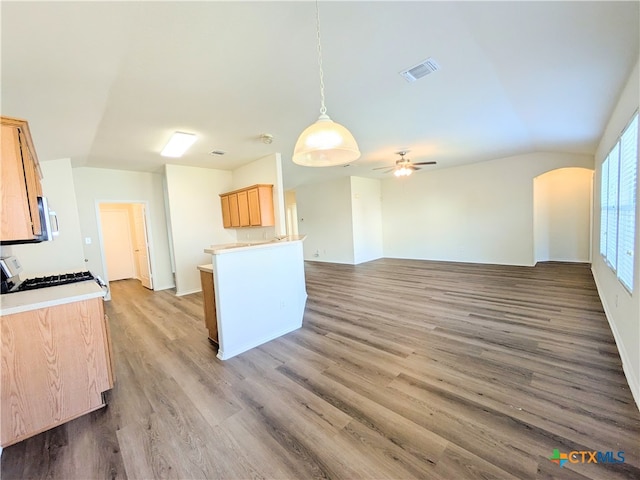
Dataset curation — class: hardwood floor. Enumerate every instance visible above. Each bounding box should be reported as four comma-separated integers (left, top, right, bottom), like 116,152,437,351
2,259,639,479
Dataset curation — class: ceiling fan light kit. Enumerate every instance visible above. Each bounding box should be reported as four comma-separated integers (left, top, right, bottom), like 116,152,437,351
373,150,437,177
394,166,413,177
293,0,360,167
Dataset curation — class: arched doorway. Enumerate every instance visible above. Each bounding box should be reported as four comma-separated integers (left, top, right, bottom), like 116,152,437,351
533,167,593,263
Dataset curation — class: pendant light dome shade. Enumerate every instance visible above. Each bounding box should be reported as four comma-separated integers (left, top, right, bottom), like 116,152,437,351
293,114,360,167
293,0,360,167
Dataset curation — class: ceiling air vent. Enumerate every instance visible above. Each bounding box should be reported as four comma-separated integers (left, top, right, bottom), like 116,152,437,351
209,150,226,156
399,57,440,83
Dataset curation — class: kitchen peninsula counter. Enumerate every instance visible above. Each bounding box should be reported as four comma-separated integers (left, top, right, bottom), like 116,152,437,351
203,234,307,255
203,235,307,360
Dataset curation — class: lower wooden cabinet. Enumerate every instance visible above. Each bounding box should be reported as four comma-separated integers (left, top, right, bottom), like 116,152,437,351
198,266,218,344
0,297,114,447
219,184,274,228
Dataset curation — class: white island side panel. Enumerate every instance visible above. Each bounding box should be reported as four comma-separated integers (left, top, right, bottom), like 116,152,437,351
212,240,307,360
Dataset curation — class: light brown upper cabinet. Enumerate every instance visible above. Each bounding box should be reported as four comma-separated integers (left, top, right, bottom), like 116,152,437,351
0,116,44,242
237,190,250,227
220,194,231,228
228,193,240,227
219,184,274,228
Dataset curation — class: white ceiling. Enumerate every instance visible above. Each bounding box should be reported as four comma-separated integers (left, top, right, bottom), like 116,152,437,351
2,1,638,189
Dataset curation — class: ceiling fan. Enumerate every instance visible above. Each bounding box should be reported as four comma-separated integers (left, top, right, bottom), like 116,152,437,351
373,151,436,177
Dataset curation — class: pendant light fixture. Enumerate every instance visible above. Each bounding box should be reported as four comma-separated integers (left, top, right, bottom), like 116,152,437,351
292,0,360,167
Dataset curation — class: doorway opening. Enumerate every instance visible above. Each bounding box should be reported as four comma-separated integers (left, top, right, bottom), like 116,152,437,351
98,202,153,290
285,189,299,236
533,167,593,264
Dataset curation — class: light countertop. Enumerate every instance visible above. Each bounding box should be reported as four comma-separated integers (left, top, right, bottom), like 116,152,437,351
0,281,107,316
204,235,306,255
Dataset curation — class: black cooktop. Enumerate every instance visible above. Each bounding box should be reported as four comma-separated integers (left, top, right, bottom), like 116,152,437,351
12,271,95,293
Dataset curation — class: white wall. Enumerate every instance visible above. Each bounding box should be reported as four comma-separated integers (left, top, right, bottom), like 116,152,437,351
164,164,234,295
231,153,286,240
73,167,174,291
382,152,594,266
296,176,355,264
350,176,383,264
533,167,593,263
6,158,85,276
163,155,286,296
592,58,640,409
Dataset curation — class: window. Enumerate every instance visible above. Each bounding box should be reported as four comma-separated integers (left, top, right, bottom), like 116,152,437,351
600,112,638,292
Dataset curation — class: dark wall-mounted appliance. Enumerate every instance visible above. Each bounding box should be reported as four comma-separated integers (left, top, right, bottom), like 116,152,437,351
1,196,58,245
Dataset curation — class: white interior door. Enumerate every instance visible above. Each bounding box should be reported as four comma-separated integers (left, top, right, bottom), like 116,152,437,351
101,208,135,281
132,204,153,289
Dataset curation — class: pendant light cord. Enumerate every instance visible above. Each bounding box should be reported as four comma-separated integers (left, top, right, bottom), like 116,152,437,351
316,0,327,116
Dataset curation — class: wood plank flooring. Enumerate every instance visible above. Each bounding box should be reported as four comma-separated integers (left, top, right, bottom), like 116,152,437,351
2,259,639,479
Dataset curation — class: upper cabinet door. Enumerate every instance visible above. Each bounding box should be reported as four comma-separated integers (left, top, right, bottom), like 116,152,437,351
220,195,231,228
20,129,42,236
248,187,261,226
237,190,250,227
0,118,43,243
228,193,240,227
255,185,274,227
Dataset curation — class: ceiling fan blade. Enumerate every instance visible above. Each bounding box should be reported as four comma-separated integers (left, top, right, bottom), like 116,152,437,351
410,166,422,171
372,165,393,170
412,161,437,166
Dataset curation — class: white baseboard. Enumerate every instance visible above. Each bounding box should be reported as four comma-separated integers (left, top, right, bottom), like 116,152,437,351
592,267,640,412
174,288,201,297
217,323,302,360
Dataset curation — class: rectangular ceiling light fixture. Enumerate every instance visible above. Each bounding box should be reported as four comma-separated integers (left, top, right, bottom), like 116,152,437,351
400,57,440,83
161,131,197,157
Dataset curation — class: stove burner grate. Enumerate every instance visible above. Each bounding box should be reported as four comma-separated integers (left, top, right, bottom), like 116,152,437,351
16,271,95,291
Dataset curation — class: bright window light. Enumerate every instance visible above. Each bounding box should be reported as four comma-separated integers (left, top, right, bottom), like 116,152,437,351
600,111,637,291
161,132,197,157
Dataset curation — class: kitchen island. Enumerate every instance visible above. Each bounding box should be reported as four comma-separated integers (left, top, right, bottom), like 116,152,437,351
202,235,307,360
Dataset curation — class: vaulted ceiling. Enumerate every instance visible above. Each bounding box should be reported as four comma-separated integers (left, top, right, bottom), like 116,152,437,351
2,1,638,188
